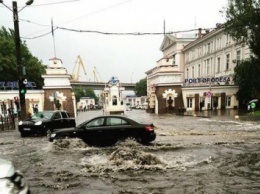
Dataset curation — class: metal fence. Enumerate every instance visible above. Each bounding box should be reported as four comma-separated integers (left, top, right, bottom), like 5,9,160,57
0,114,16,131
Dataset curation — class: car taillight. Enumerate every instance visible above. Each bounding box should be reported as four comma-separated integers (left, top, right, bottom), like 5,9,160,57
145,125,154,131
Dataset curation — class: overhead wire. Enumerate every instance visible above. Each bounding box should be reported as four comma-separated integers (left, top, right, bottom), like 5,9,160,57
21,26,221,40
20,0,132,39
16,0,223,40
20,0,132,38
29,0,80,7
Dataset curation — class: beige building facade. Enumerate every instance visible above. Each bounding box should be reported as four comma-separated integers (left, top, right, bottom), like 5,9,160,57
146,34,196,114
182,27,250,111
146,26,251,114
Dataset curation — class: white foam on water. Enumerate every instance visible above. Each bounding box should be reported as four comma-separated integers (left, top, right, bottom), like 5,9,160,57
0,149,17,155
47,138,89,152
81,154,108,165
80,147,167,174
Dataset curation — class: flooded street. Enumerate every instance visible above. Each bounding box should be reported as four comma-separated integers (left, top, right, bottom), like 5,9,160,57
1,110,260,194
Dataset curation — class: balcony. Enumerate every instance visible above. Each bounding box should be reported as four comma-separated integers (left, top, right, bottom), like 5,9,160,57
152,58,179,73
157,57,176,67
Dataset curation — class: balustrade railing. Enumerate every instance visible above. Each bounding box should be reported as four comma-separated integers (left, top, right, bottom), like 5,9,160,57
0,114,16,131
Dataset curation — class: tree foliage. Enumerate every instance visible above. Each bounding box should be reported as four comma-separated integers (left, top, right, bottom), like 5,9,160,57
224,0,260,59
73,87,99,103
234,57,260,101
0,26,45,88
135,78,147,96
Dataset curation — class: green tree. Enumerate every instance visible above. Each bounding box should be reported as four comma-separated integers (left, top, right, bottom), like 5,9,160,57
234,57,260,101
135,78,147,96
224,0,260,59
0,26,45,89
73,87,99,103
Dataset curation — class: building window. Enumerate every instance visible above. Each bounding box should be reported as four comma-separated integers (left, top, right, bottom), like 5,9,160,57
186,68,189,79
172,54,176,65
187,98,193,108
226,34,230,44
236,50,241,66
207,43,210,54
217,57,221,72
203,60,206,76
192,66,194,78
226,96,231,107
198,64,201,77
207,59,210,75
226,54,230,70
185,53,189,62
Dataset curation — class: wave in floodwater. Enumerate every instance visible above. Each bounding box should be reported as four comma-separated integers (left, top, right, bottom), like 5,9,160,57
80,146,166,174
47,138,218,175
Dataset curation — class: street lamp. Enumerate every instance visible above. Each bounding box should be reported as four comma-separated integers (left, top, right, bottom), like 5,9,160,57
0,0,34,120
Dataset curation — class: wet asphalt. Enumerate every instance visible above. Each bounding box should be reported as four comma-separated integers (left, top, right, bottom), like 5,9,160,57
0,109,260,194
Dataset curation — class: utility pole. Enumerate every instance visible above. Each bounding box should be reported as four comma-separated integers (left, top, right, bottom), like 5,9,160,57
12,1,26,120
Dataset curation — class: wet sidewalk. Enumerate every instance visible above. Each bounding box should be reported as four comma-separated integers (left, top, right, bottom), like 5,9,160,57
183,109,260,121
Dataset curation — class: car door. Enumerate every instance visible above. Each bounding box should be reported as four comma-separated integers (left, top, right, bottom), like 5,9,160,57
60,111,74,128
83,117,107,143
105,117,132,140
52,112,63,129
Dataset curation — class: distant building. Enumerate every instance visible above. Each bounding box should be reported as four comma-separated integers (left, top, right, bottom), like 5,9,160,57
182,27,250,111
0,58,77,117
146,34,196,114
124,95,148,108
102,76,125,115
78,97,95,110
146,26,251,114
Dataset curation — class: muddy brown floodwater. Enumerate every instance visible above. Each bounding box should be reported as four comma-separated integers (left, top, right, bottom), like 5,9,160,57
0,110,260,194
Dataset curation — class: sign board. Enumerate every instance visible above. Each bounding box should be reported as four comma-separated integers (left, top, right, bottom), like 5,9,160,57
206,91,212,97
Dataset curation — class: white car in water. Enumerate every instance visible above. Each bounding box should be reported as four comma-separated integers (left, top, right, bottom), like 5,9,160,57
0,158,30,194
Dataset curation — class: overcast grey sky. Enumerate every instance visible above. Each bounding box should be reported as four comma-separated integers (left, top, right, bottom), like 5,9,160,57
0,0,227,83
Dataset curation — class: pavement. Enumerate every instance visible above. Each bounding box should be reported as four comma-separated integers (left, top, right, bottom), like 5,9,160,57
183,109,260,121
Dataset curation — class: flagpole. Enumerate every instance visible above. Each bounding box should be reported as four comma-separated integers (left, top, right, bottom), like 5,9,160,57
51,18,56,57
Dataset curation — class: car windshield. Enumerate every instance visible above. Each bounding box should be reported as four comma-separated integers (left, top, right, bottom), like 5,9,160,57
77,119,90,128
31,111,53,119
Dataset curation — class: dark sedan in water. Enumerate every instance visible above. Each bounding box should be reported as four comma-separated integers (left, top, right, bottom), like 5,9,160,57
49,115,156,146
18,110,76,137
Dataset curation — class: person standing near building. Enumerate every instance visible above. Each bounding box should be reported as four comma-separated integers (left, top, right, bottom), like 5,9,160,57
200,100,204,111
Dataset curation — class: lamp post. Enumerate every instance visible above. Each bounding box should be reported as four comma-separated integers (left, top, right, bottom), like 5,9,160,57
0,0,34,120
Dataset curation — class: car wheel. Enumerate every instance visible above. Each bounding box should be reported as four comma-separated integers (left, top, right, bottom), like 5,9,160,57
21,131,29,137
125,136,141,143
46,128,53,137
